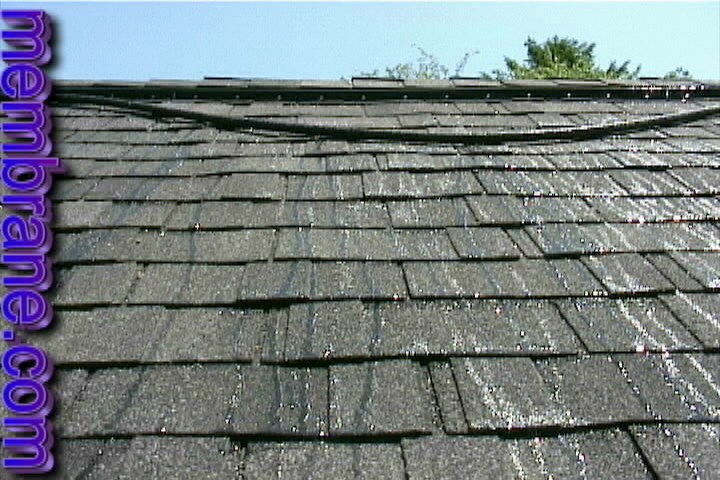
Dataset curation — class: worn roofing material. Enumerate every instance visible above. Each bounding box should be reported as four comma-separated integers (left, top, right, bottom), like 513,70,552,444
2,78,720,478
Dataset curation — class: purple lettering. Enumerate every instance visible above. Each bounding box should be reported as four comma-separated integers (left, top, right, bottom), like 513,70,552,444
1,10,51,65
2,417,54,473
0,63,47,100
2,290,51,330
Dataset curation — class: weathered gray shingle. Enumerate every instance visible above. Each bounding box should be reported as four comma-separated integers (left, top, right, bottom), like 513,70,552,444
42,81,720,478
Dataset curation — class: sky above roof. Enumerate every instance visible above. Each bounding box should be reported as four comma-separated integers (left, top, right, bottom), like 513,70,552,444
3,1,720,81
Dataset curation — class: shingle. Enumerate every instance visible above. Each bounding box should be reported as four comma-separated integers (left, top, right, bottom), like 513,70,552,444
363,171,483,198
53,114,115,131
302,300,571,361
93,115,172,131
285,301,368,360
287,174,363,200
618,353,720,421
387,198,477,227
57,144,128,160
452,357,570,430
275,228,457,260
447,227,520,259
402,430,650,480
588,196,720,222
67,129,193,144
630,424,720,479
86,177,220,201
27,307,169,364
396,113,438,128
453,101,506,114
244,442,405,480
299,116,401,129
605,138,675,154
427,362,468,434
466,195,600,224
582,253,675,294
228,365,328,436
55,230,190,264
52,178,98,200
516,139,611,155
506,228,545,258
609,151,677,168
310,262,407,299
237,261,312,301
276,201,390,228
61,364,328,436
54,263,138,306
670,167,720,194
153,308,286,363
105,202,176,228
381,153,514,171
608,170,693,195
116,364,242,434
128,263,242,304
545,152,622,170
238,261,407,301
164,201,280,229
476,171,627,196
403,259,605,298
329,360,434,435
669,252,720,289
86,159,197,177
533,355,650,425
480,154,557,170
54,201,112,228
435,114,537,129
655,152,719,167
190,230,274,262
363,101,458,115
557,298,699,352
661,293,720,347
119,144,195,161
194,156,325,174
59,368,144,436
325,154,378,172
61,158,103,177
645,254,705,291
663,137,719,153
403,435,520,480
528,222,720,256
37,438,124,480
617,100,700,116
82,437,241,480
248,102,363,117
215,173,284,200
529,113,577,127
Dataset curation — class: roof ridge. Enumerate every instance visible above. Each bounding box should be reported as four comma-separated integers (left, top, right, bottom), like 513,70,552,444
48,78,720,102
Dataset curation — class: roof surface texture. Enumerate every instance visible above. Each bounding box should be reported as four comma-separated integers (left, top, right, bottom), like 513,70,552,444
3,78,720,478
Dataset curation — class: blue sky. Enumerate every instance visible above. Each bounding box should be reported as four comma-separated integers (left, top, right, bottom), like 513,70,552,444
3,1,720,81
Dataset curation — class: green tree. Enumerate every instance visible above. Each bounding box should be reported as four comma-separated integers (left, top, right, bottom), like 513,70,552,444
663,67,692,80
361,45,477,80
357,36,690,81
493,36,641,80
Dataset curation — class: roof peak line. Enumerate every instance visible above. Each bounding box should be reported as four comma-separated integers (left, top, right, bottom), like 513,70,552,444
50,78,720,102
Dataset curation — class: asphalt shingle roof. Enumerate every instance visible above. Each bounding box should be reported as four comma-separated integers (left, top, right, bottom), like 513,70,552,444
3,78,720,478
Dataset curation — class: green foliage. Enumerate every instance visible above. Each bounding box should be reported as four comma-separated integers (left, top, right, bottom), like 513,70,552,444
663,67,693,80
361,45,477,80
358,36,691,81
495,36,641,80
